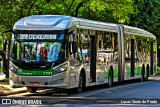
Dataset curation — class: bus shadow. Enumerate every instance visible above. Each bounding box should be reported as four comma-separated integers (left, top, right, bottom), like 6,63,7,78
23,78,155,97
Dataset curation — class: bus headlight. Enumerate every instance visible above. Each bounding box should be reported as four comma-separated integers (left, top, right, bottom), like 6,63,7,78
9,65,17,73
54,64,68,74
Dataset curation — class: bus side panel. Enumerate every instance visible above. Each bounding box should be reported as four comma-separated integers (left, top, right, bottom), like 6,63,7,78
96,31,119,85
123,33,155,80
151,39,157,75
123,33,131,80
153,39,157,75
68,64,83,88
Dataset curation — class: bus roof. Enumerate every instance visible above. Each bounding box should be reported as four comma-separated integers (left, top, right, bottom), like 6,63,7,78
13,15,156,38
123,25,156,38
13,15,118,32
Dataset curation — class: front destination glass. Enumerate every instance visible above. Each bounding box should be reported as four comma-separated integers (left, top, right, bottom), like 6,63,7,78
10,33,66,70
11,41,64,62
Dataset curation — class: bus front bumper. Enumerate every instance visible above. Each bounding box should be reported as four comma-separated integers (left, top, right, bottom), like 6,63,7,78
9,71,68,89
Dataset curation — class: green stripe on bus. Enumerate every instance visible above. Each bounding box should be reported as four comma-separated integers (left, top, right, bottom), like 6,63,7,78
138,67,142,75
17,68,53,76
105,68,118,79
127,68,131,77
105,71,109,79
113,69,118,78
135,67,141,76
127,67,141,76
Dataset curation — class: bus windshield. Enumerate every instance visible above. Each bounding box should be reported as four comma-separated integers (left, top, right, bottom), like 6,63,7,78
10,41,65,63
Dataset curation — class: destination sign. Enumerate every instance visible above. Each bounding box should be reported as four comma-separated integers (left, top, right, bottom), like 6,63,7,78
18,34,57,40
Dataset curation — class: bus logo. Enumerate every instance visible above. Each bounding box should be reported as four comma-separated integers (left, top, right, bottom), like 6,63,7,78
2,99,11,104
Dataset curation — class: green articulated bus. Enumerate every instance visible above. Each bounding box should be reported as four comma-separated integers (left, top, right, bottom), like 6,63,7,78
8,15,157,93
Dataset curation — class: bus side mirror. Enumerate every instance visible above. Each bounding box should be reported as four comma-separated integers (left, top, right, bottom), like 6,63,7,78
3,28,13,33
72,41,77,53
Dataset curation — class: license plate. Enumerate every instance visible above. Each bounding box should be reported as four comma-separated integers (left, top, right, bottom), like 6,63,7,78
29,82,40,86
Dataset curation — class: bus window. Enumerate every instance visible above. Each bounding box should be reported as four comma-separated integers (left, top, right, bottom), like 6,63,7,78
97,32,118,66
10,41,65,62
79,30,90,64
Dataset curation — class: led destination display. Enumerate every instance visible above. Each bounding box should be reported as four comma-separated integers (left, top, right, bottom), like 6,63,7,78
18,34,57,40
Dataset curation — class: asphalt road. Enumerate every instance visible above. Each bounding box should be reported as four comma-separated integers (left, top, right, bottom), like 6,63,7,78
88,80,160,99
2,77,160,106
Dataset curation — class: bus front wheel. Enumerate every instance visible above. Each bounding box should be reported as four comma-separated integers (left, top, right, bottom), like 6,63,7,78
27,87,37,93
76,72,84,93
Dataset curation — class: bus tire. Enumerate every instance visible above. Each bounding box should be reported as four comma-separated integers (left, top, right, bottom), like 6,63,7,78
141,65,145,82
27,87,37,93
108,68,113,87
145,65,149,81
76,72,84,93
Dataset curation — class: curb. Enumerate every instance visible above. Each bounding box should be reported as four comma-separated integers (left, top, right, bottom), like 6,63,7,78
0,89,27,96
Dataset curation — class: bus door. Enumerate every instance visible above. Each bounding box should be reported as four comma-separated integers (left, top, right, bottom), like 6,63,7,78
90,35,96,83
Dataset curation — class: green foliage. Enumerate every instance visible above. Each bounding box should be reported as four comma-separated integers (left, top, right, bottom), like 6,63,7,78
0,0,135,32
0,68,2,72
105,0,135,23
0,0,160,66
0,0,159,43
79,0,134,24
0,36,3,50
130,0,160,39
157,66,160,71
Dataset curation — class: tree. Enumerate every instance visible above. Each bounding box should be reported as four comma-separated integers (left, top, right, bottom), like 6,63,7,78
79,0,135,24
130,0,160,36
130,0,160,65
